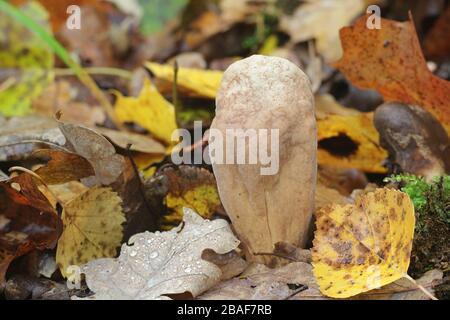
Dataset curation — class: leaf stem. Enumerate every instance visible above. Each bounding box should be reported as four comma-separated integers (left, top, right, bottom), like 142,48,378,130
54,67,132,79
403,273,438,300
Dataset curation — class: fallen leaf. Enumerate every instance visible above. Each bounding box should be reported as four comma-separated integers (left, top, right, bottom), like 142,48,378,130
76,208,240,300
58,122,126,185
114,79,177,145
0,174,62,285
0,1,54,116
145,62,223,99
56,187,125,277
199,262,324,300
33,149,95,185
0,115,65,161
280,0,365,62
156,166,222,229
335,14,450,134
312,188,415,298
317,111,388,173
423,5,450,61
95,127,166,154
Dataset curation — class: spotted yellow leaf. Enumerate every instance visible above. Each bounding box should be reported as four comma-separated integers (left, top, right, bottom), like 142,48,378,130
312,188,415,298
0,1,54,116
56,187,125,277
145,62,223,99
114,79,177,145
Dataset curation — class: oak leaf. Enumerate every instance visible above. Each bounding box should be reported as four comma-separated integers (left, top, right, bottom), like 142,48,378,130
335,14,450,134
312,188,415,298
76,208,240,300
56,187,125,277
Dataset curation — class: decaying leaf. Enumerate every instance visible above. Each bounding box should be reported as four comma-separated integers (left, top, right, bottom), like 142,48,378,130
312,188,415,298
76,208,240,300
199,262,324,300
56,187,125,277
0,1,54,116
95,127,166,154
0,115,64,161
280,0,365,62
145,62,223,99
0,174,62,285
114,79,177,145
58,122,126,185
317,111,387,173
33,149,95,185
335,14,450,134
157,166,221,229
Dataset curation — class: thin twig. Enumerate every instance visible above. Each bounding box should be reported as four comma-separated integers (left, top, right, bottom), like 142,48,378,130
54,67,132,79
254,252,298,262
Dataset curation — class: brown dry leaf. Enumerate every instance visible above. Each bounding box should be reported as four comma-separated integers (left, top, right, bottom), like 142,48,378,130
183,0,267,49
199,262,324,300
33,80,106,127
312,188,416,298
424,5,450,61
56,187,125,277
58,122,126,185
315,184,351,210
0,174,62,285
76,208,240,300
33,149,95,185
335,14,450,134
95,127,166,154
279,0,365,62
318,165,368,196
317,111,387,173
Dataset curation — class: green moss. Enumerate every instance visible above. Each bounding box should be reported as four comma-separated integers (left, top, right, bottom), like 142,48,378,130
384,174,449,232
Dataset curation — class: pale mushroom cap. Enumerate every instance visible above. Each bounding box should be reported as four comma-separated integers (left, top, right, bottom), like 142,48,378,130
215,55,313,127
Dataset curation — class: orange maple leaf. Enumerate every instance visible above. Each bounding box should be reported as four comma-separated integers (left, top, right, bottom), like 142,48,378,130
335,13,450,134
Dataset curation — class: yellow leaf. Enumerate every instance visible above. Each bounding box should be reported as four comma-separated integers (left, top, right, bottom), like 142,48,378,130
114,79,177,145
312,188,415,298
317,111,387,173
145,62,223,99
56,187,125,277
258,35,278,56
159,166,221,229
